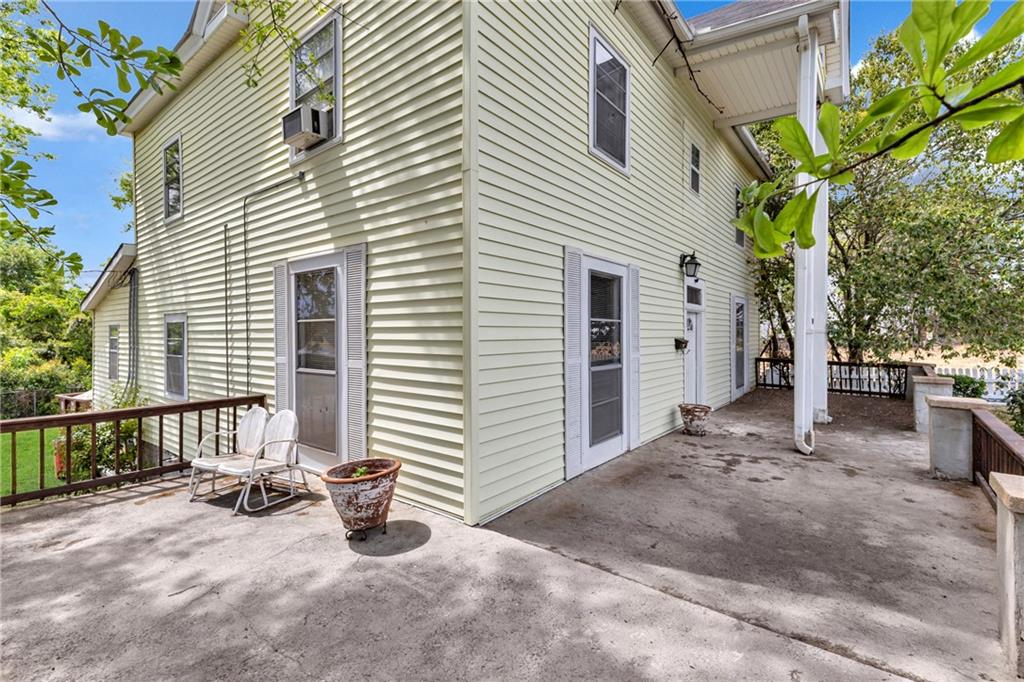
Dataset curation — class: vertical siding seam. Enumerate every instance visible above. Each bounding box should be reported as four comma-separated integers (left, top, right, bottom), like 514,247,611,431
460,0,480,525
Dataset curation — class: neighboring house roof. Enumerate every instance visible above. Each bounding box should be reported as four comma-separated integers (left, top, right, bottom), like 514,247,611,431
118,1,247,135
81,243,136,312
688,0,817,33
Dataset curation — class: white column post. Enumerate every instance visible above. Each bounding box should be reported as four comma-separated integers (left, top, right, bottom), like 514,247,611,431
793,16,819,452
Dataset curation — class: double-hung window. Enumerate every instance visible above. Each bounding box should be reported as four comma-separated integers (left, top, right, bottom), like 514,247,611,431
734,185,746,247
163,135,182,220
690,144,701,193
108,325,120,381
164,314,187,400
589,26,630,172
291,16,341,157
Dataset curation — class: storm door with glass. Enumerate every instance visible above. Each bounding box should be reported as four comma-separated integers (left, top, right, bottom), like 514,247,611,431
581,257,629,470
294,265,339,454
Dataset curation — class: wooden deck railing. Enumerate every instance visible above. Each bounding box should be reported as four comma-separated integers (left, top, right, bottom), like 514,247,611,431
972,409,1024,493
755,357,908,399
1,394,265,506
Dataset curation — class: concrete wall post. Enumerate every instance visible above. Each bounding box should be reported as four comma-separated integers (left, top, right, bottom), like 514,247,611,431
912,374,954,432
925,396,992,480
991,473,1024,676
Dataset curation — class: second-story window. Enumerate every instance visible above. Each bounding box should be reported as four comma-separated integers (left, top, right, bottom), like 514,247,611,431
734,185,745,247
589,26,630,172
690,144,701,193
292,16,341,155
163,135,182,220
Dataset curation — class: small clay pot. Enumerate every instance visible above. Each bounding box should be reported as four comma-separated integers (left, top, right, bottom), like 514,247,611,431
679,403,712,436
321,458,401,538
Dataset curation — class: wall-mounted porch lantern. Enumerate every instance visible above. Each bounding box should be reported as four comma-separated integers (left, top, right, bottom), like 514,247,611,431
679,251,701,280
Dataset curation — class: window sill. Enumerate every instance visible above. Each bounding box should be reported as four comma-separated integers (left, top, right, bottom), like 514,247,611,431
588,145,630,178
290,135,344,167
163,213,184,226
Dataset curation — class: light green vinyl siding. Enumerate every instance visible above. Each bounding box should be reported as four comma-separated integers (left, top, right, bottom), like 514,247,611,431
130,0,466,517
91,285,130,408
470,0,759,521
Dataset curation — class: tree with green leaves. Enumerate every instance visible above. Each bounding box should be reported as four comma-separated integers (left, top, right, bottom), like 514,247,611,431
736,0,1024,255
752,30,1024,363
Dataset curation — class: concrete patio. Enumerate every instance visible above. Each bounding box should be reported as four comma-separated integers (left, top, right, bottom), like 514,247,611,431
0,392,1005,680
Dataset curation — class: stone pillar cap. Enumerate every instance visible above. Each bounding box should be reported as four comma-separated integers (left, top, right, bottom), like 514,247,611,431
925,395,993,409
991,472,1024,514
912,374,954,385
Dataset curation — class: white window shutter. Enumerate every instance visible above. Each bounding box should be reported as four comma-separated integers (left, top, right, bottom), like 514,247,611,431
273,262,290,411
628,264,641,449
344,243,367,460
564,246,583,479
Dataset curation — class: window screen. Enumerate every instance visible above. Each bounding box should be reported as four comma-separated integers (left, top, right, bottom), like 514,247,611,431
734,300,746,390
108,325,119,381
293,19,338,145
165,316,186,399
591,31,628,168
686,285,702,307
163,138,182,219
734,186,745,246
690,144,701,193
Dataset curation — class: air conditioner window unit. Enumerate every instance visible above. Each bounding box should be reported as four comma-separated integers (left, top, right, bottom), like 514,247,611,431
282,104,326,150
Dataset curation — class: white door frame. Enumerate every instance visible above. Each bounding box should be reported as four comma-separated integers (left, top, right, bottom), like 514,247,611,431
580,254,632,471
287,251,347,465
731,293,750,402
684,277,705,405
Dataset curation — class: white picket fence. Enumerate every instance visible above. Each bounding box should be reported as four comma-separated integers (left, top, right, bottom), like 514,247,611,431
935,366,1024,402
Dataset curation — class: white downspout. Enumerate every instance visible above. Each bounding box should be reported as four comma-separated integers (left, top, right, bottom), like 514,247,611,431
812,128,831,424
793,15,818,454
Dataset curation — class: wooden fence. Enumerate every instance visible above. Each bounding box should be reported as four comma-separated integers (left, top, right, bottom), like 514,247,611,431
937,366,1023,402
1,394,265,506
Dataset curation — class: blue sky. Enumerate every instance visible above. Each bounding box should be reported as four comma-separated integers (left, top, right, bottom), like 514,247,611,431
22,1,1014,286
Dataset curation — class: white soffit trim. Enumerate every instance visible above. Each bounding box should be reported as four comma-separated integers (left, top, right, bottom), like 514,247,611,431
81,243,137,312
119,2,248,135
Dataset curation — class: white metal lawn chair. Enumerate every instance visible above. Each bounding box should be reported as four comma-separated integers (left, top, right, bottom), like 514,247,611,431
216,409,308,515
187,405,268,502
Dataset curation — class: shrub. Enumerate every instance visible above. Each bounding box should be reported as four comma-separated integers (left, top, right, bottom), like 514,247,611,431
1006,387,1024,436
0,349,91,419
55,385,145,480
952,374,987,399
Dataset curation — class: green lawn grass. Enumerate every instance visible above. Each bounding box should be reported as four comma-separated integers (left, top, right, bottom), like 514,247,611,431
1,428,63,497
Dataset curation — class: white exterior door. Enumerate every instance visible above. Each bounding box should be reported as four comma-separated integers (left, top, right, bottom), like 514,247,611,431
684,311,703,404
290,254,345,471
581,256,629,471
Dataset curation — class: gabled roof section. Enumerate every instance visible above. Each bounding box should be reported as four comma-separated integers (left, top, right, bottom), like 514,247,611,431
118,1,247,135
81,243,136,312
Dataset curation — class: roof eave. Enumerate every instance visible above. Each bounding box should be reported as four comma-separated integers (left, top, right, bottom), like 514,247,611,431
118,2,248,136
80,243,137,312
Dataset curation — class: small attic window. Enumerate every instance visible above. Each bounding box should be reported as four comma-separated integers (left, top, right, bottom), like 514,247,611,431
291,16,341,157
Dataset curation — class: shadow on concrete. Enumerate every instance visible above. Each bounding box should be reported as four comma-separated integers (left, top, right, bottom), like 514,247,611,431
487,392,1003,681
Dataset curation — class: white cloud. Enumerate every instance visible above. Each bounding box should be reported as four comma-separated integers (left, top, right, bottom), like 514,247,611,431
851,59,864,77
5,107,102,142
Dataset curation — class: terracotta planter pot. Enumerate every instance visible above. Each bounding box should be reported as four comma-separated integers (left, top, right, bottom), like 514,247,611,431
679,403,712,436
321,458,401,540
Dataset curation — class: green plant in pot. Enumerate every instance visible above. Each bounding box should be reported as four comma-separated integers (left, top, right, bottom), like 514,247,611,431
320,458,402,541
